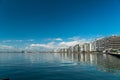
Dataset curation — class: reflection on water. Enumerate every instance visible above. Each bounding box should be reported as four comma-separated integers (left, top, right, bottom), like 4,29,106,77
0,53,120,80
59,52,120,75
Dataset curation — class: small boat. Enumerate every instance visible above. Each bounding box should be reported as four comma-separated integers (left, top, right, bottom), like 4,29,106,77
108,52,120,58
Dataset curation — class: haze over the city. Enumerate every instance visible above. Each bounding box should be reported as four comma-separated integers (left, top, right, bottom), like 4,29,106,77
0,0,120,50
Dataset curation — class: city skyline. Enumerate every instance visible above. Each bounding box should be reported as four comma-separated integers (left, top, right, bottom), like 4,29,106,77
0,0,120,50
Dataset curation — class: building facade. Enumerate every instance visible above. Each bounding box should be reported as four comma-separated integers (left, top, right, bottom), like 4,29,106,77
82,43,91,52
94,35,120,51
73,44,80,53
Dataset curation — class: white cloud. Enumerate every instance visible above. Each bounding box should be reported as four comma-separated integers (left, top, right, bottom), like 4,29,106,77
58,39,90,48
2,39,34,43
29,42,56,49
68,36,81,41
26,37,90,51
2,40,12,43
15,40,23,42
1,36,93,51
44,38,63,41
0,45,14,50
58,41,79,47
54,38,63,41
27,39,34,42
2,40,23,43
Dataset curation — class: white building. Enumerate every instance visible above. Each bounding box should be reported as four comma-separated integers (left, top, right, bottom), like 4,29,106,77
73,44,80,53
82,43,91,52
92,35,120,52
68,46,74,53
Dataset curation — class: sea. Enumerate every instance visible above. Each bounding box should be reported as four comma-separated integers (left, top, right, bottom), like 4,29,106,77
0,52,120,80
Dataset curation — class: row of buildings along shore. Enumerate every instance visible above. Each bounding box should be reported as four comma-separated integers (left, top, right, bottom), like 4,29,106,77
57,35,120,53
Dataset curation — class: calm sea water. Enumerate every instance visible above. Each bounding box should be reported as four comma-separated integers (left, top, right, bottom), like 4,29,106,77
0,53,120,80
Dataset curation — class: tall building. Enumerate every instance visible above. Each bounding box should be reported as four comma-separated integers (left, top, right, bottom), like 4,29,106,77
82,43,91,52
73,44,80,53
95,39,105,51
104,35,120,50
94,35,120,51
68,46,74,53
89,42,96,51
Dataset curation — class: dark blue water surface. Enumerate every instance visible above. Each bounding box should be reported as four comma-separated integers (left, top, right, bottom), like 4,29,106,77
0,53,120,80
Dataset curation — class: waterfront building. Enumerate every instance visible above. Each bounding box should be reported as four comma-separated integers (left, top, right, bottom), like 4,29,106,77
94,35,120,51
73,44,80,53
62,48,66,53
89,42,96,51
82,43,91,52
59,48,63,53
79,44,82,52
65,48,69,53
95,39,105,51
80,45,85,52
68,46,74,53
104,35,120,50
58,35,120,53
59,48,69,53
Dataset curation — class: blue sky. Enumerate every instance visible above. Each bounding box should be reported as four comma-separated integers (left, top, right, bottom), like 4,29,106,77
0,0,120,49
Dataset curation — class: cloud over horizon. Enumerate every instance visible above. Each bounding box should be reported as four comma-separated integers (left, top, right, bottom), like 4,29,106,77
44,38,63,42
0,45,14,50
26,37,91,51
2,39,35,43
0,36,94,51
